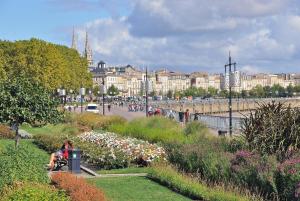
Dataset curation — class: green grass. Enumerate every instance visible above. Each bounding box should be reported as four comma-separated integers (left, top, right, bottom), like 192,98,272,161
0,139,48,153
97,167,150,174
90,176,191,201
21,123,78,136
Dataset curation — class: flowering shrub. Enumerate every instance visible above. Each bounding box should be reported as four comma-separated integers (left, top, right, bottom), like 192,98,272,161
79,131,166,166
276,158,300,201
51,172,106,201
230,150,277,198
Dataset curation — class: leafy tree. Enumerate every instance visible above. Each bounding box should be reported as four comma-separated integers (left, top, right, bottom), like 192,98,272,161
207,87,218,97
167,90,173,99
286,84,294,97
241,90,248,98
0,76,63,147
249,85,265,98
271,84,285,97
0,39,92,91
92,85,100,96
107,84,119,97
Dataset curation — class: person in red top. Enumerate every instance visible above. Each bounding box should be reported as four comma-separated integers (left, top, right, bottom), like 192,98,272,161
47,140,73,170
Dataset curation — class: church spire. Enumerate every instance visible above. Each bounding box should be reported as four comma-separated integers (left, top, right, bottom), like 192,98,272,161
71,27,77,50
84,31,93,66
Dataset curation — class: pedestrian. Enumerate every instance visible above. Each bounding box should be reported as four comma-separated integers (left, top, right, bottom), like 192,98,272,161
108,104,111,112
184,109,189,124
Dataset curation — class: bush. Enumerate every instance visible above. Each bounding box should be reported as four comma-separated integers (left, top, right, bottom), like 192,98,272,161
230,150,278,198
148,164,253,201
276,158,300,201
76,113,126,130
34,133,131,169
108,116,187,144
0,124,14,139
242,101,300,160
166,138,232,183
1,182,69,201
51,172,106,201
0,143,49,189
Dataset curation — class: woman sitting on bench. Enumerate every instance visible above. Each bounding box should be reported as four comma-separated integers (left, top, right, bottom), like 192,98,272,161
47,140,73,170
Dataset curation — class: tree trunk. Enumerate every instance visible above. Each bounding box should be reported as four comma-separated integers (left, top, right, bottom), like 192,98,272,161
15,124,20,148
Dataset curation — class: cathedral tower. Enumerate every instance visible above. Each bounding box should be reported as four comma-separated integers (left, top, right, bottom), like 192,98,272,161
71,27,77,50
84,31,93,66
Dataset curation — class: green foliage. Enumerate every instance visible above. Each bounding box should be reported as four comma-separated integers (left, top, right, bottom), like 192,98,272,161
0,39,92,91
242,101,300,160
148,164,253,201
230,151,278,198
166,140,233,183
1,182,69,201
0,76,63,146
0,142,49,189
76,113,126,130
275,158,300,201
108,116,187,144
107,84,119,96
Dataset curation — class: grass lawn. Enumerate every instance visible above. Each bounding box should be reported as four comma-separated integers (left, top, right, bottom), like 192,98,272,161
97,167,150,174
0,139,49,159
90,176,192,201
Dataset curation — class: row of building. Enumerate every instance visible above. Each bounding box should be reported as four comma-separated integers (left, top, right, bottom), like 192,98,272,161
70,31,299,97
90,63,298,96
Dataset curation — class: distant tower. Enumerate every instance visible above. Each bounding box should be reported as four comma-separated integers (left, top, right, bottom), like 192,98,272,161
71,27,77,50
84,31,93,66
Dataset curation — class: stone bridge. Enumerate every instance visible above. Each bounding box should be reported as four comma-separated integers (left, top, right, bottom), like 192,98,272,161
150,98,300,114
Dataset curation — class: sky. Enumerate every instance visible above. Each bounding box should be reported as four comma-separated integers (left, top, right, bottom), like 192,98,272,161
1,0,300,73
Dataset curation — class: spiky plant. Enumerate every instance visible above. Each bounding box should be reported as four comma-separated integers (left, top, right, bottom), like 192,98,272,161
242,101,300,160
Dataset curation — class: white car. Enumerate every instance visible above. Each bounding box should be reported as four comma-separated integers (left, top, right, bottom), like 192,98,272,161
86,104,100,113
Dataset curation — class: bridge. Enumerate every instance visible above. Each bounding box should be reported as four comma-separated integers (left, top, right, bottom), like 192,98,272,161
150,98,300,114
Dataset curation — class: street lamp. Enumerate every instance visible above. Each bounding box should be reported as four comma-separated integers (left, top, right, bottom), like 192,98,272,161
225,52,238,136
101,78,106,115
58,88,66,106
80,86,86,113
145,67,149,117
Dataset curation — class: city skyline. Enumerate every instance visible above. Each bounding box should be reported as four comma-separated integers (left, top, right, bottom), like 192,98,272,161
1,0,300,73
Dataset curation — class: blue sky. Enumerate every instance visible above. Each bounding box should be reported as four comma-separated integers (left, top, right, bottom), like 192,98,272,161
1,0,300,73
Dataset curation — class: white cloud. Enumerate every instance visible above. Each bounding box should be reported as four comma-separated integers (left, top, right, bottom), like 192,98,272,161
71,0,300,73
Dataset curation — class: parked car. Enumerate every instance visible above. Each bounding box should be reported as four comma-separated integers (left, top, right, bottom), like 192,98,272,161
86,103,100,113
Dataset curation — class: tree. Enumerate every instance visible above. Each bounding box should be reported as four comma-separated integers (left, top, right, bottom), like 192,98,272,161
167,90,173,99
249,85,265,98
0,76,63,147
107,85,119,97
286,84,294,97
207,87,218,97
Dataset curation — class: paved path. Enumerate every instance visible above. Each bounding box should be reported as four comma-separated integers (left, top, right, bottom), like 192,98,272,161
106,106,146,121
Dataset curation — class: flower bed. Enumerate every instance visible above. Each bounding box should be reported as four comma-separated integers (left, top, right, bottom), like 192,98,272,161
79,131,166,165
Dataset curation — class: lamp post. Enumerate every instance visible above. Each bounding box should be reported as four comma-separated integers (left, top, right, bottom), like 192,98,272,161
225,52,237,137
80,86,86,113
101,77,106,115
59,88,66,106
145,67,149,117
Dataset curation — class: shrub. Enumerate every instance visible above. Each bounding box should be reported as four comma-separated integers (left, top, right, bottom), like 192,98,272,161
1,182,69,201
166,138,232,183
242,101,300,160
0,143,49,189
230,150,278,198
0,124,14,139
72,137,130,169
184,121,207,137
275,158,300,201
108,116,187,144
148,164,253,201
51,172,106,201
34,134,66,153
76,113,126,130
